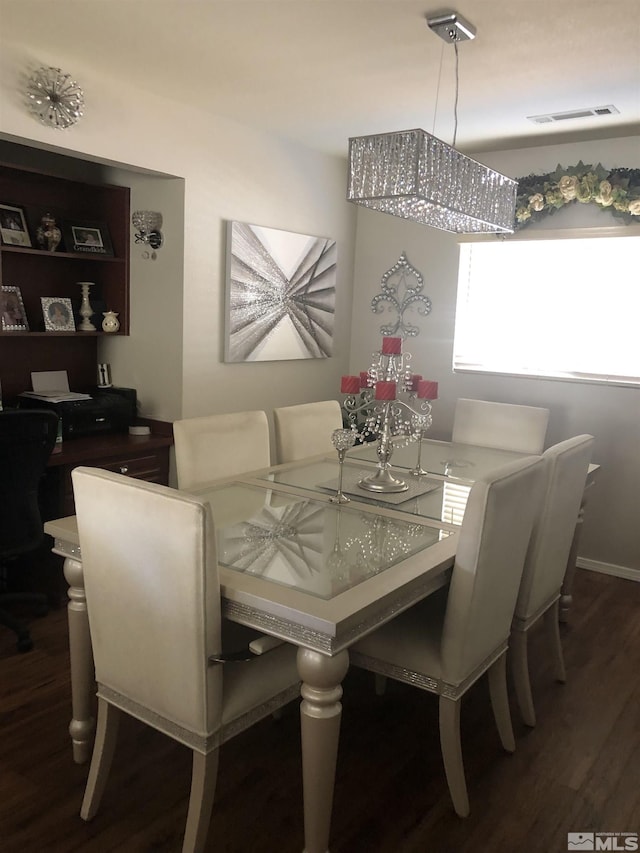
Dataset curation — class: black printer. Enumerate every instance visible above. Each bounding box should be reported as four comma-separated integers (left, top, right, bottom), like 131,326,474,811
19,387,137,440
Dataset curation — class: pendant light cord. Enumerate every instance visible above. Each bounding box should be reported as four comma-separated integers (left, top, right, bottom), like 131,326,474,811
432,42,445,136
432,38,461,147
452,40,459,147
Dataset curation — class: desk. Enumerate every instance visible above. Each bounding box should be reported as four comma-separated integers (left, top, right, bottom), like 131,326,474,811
45,429,173,516
45,462,457,853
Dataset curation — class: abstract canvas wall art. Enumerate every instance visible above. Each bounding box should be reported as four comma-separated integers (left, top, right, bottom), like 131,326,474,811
225,221,336,362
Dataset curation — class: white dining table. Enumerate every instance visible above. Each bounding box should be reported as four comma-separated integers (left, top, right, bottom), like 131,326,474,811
45,444,462,853
44,437,597,853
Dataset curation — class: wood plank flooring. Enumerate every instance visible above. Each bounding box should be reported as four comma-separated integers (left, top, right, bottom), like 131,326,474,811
1,568,638,852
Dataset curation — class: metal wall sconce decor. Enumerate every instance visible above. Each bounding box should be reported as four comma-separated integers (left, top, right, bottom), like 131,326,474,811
132,210,164,259
371,251,432,339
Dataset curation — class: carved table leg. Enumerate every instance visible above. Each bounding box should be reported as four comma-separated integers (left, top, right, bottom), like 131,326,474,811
297,647,349,853
63,555,95,764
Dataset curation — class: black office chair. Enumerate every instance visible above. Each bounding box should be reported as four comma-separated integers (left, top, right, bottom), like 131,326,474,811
0,409,59,652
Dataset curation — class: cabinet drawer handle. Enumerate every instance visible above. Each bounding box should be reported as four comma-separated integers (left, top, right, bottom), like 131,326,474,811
120,465,129,474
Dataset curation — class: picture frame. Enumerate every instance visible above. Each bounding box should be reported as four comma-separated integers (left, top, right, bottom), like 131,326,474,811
41,297,76,332
62,220,114,256
224,220,336,362
0,203,32,248
0,285,29,331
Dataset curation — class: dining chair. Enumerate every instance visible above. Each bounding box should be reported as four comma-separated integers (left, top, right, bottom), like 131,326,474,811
350,455,544,818
273,400,343,464
71,467,300,853
173,410,270,489
452,398,550,454
511,434,594,727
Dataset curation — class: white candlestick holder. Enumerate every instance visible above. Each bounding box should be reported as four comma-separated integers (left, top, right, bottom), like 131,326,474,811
77,281,96,331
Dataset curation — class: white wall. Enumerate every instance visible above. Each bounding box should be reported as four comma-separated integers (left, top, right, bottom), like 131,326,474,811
0,38,357,453
100,169,185,421
350,135,640,573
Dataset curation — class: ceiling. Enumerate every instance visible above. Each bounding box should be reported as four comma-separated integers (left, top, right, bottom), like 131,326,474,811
3,0,640,157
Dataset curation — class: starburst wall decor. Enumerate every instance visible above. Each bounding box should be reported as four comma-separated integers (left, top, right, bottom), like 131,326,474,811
224,221,337,362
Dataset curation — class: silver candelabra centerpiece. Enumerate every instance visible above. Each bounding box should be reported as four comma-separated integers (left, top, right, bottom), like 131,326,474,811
340,337,438,493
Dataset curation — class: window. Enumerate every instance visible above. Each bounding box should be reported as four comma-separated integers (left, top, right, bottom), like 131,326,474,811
453,233,640,386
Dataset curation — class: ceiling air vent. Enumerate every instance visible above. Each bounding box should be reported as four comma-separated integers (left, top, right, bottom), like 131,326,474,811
527,105,619,125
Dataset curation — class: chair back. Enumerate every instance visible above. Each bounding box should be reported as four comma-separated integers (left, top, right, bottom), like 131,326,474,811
452,398,550,454
440,455,543,685
516,435,594,621
72,467,223,739
274,400,343,463
174,410,270,490
0,409,58,558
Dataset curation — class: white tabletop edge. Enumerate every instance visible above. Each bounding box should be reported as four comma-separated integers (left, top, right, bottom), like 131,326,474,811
219,531,458,637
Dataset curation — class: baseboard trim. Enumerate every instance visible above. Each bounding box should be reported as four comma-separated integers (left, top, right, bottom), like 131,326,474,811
577,557,640,582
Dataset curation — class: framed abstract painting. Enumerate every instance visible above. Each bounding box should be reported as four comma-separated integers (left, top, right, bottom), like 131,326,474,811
224,221,336,362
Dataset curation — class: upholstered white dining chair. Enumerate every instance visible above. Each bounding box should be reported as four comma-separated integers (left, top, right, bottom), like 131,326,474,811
511,434,594,727
350,455,544,818
273,400,343,464
174,410,270,489
71,467,300,853
452,398,550,454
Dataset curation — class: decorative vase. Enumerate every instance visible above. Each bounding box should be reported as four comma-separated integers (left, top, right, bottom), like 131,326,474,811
102,311,120,333
77,282,96,331
36,213,62,252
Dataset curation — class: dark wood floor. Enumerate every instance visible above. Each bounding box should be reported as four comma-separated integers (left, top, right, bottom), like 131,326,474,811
1,567,639,853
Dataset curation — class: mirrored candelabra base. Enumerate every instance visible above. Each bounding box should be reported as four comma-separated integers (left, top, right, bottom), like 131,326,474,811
358,467,408,493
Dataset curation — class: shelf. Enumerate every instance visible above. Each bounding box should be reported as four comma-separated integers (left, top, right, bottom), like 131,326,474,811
0,156,130,399
0,331,122,338
0,245,125,263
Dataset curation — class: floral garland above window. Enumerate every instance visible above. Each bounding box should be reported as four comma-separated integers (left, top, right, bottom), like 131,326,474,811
514,161,640,230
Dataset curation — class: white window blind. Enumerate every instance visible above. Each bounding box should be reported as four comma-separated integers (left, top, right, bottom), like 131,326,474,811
441,481,470,528
454,235,640,386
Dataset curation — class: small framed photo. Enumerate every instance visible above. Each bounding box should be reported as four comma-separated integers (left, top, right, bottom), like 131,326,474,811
0,285,29,331
41,297,76,332
62,220,113,256
0,203,32,248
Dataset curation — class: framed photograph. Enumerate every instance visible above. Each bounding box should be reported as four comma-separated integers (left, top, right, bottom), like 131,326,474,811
0,203,32,248
62,220,113,256
41,297,76,332
0,285,29,331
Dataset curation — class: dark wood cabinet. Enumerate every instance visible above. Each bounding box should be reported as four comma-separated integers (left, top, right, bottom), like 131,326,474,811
0,160,130,401
44,432,173,518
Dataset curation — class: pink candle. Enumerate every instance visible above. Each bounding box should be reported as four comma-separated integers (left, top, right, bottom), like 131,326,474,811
417,380,438,400
381,336,402,355
359,371,370,388
410,373,423,392
341,375,360,394
375,380,397,401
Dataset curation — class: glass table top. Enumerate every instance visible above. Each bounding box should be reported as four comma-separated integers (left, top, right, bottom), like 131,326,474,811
194,481,452,600
353,438,530,481
249,457,466,524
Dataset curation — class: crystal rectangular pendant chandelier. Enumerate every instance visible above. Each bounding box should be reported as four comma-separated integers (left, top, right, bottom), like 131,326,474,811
347,128,517,234
346,12,518,234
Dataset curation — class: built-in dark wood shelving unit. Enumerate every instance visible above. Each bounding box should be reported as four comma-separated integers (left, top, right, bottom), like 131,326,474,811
0,159,130,400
